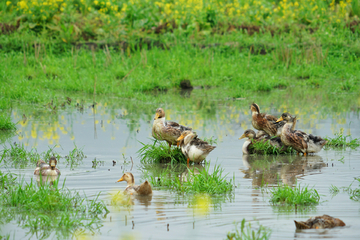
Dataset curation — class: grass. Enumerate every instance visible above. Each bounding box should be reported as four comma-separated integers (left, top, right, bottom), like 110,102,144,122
249,139,296,155
147,164,234,194
341,178,360,202
0,142,84,169
0,114,16,131
269,184,320,206
138,139,188,165
0,176,109,238
325,130,360,148
226,219,271,240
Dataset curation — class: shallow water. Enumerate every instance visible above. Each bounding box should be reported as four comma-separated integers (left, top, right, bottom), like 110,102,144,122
1,90,360,239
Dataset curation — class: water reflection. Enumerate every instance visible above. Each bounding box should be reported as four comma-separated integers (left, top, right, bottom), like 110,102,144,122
241,155,326,187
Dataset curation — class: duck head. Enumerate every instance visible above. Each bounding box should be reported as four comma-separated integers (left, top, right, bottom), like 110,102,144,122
49,156,57,170
176,130,195,145
117,172,135,186
250,103,260,114
276,113,295,123
154,108,165,120
239,129,256,140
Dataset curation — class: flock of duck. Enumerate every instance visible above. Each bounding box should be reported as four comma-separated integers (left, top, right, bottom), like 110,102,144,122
32,105,344,230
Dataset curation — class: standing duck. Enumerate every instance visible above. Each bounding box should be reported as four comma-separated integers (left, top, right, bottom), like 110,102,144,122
176,130,216,166
276,113,327,156
250,103,285,136
34,156,60,176
239,129,290,154
117,172,152,195
294,215,345,229
152,108,192,150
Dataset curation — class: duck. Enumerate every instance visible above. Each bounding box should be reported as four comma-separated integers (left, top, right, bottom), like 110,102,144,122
117,172,152,195
250,103,285,136
34,156,61,176
176,130,216,166
276,113,327,156
239,129,290,154
294,214,345,229
152,108,192,150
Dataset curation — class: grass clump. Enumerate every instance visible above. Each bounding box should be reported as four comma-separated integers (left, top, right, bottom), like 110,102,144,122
148,165,234,194
0,142,41,168
64,143,86,168
325,130,360,148
342,178,360,202
0,178,109,238
269,184,320,206
249,139,296,155
138,140,187,165
0,114,16,131
226,219,271,240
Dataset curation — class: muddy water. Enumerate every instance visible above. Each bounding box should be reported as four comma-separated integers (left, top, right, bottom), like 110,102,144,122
1,92,360,239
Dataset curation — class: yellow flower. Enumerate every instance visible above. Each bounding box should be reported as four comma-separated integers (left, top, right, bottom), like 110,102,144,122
94,0,99,5
6,1,11,6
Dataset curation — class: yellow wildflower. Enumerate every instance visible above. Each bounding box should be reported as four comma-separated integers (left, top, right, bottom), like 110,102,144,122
6,1,11,6
94,0,99,5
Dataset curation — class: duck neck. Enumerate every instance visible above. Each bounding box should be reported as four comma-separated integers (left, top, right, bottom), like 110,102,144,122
282,122,293,134
154,117,165,126
242,139,252,154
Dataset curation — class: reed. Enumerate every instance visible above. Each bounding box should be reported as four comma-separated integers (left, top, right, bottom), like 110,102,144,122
226,219,271,240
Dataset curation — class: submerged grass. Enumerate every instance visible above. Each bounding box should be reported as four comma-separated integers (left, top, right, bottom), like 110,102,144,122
226,219,271,240
0,177,109,238
269,184,320,206
138,140,187,165
325,130,360,148
147,164,234,194
249,139,296,155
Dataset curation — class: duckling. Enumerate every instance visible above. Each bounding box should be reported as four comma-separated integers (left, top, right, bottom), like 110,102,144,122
117,172,152,195
294,214,345,229
239,129,289,154
176,130,216,166
250,103,285,136
276,113,327,156
34,156,60,176
152,108,192,150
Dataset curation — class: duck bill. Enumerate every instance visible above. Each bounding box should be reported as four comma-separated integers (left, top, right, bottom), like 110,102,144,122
154,113,160,120
239,134,246,140
276,116,284,122
117,177,124,182
50,162,56,167
176,135,185,142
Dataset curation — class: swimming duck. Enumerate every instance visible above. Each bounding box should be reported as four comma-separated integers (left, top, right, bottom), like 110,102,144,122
250,103,285,136
152,108,192,150
276,113,327,156
239,129,289,154
294,214,345,229
176,130,216,166
117,172,152,195
34,156,61,176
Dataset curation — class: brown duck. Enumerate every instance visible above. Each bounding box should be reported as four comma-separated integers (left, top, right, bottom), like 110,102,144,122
277,113,327,156
34,156,60,176
117,172,152,196
250,103,285,136
294,214,345,229
152,108,192,149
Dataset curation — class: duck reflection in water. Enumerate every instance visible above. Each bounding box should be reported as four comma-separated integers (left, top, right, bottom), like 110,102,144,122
179,165,205,183
241,155,326,187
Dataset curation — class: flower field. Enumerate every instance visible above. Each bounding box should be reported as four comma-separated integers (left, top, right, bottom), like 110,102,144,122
1,0,359,42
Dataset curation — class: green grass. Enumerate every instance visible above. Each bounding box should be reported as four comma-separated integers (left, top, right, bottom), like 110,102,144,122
342,178,360,202
0,114,16,131
138,139,188,165
269,184,320,206
147,164,234,194
325,130,360,148
0,142,83,169
249,139,296,155
226,219,271,240
0,177,109,238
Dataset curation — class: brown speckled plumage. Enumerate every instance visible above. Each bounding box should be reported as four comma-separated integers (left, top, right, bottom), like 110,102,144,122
294,215,345,229
250,103,285,136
